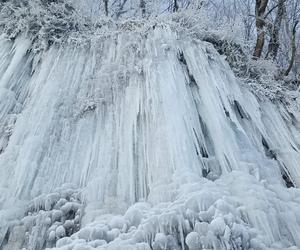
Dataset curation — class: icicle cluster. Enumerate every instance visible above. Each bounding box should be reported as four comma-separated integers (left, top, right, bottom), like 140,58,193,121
0,3,300,250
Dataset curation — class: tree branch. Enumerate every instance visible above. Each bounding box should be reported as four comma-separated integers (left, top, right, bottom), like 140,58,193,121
264,0,288,18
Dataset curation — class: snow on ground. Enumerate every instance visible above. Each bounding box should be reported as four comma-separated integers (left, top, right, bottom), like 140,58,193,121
0,19,300,249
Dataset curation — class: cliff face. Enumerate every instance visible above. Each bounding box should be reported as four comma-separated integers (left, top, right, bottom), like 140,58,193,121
0,22,300,249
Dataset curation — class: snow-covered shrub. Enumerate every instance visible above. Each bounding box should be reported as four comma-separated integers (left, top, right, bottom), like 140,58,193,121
0,0,88,52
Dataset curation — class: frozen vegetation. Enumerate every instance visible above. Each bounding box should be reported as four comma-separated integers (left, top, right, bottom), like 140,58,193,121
0,0,300,249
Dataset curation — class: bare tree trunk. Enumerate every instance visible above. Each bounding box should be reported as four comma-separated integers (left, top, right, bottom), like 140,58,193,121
140,0,145,17
285,21,299,76
253,0,269,59
266,0,285,60
173,0,179,12
103,0,108,16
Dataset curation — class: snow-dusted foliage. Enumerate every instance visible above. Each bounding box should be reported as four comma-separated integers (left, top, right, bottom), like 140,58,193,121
1,1,300,250
0,0,89,52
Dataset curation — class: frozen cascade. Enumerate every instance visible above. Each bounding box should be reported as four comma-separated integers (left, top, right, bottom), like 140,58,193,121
0,24,300,250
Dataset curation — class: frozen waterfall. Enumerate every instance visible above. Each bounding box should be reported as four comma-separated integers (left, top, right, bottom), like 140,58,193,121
0,24,300,250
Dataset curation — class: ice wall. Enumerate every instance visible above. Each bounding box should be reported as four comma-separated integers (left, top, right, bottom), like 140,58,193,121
0,25,300,250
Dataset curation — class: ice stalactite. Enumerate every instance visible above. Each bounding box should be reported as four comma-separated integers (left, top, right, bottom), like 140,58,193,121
0,25,300,249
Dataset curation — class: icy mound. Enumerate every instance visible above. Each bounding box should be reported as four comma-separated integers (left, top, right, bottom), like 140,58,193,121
0,24,300,249
1,186,82,249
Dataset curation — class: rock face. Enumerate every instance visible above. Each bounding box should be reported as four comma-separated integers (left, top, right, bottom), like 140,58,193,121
0,25,300,249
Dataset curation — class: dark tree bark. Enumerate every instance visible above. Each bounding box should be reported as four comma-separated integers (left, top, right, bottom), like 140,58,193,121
285,21,299,76
140,0,145,17
266,0,285,60
173,0,178,12
253,0,269,59
103,0,108,16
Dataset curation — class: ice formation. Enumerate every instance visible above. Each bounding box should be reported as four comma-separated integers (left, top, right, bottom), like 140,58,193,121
0,19,300,250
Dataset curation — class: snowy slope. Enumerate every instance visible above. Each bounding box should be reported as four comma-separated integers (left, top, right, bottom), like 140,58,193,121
0,23,300,250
